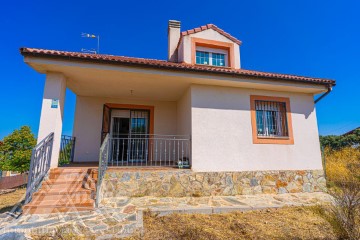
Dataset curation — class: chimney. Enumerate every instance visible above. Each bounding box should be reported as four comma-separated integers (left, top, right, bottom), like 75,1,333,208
168,20,181,62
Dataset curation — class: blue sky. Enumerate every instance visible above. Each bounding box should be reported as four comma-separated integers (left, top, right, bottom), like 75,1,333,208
1,0,359,139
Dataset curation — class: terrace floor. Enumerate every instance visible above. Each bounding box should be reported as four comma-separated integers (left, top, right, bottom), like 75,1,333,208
60,162,184,172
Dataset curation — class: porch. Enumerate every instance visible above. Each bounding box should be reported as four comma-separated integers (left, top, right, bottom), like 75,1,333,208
60,133,191,168
30,54,194,169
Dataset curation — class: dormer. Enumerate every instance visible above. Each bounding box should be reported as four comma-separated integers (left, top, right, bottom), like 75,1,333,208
168,20,242,69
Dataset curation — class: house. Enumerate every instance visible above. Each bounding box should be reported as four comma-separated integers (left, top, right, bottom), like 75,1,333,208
21,20,335,212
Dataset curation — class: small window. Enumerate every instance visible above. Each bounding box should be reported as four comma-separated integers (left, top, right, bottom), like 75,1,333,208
196,50,227,67
255,100,288,138
196,51,210,65
250,95,293,144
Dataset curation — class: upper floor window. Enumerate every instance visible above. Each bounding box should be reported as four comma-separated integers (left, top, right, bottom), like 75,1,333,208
212,53,226,66
195,47,228,67
196,51,210,65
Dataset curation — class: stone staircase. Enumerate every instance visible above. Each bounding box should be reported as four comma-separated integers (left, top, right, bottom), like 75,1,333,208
22,167,98,214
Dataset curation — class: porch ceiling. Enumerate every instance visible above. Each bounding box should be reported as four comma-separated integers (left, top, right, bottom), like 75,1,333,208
25,56,328,101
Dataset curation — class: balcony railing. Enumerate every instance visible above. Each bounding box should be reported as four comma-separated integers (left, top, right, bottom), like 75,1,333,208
108,134,191,168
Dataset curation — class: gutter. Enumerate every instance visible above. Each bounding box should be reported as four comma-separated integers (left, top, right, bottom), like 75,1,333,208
314,86,332,104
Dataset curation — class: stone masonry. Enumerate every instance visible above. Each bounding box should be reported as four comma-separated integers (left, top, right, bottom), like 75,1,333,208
101,169,326,199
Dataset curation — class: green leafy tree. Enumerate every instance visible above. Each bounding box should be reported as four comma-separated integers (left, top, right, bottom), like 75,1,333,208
320,128,360,151
0,126,36,173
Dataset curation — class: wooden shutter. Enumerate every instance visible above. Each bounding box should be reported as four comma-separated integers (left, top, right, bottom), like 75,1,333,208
101,104,111,144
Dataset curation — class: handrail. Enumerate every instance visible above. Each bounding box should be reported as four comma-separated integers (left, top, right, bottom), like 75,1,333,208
59,135,76,166
25,132,54,204
95,133,110,207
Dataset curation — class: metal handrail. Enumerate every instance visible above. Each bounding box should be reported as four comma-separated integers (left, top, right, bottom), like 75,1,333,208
59,135,76,166
96,133,110,207
25,132,54,204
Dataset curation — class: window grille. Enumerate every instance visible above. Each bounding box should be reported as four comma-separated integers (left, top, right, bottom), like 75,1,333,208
255,100,289,137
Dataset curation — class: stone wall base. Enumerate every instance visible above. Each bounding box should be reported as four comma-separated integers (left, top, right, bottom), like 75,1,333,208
101,169,326,198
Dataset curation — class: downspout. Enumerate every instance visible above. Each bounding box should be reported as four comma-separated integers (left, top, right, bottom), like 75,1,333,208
314,86,332,104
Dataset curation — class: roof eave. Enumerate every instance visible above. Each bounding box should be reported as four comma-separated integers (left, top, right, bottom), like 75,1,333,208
20,48,336,88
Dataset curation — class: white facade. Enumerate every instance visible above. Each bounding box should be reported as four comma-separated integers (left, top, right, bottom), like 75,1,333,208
23,20,332,172
70,84,322,172
190,85,322,172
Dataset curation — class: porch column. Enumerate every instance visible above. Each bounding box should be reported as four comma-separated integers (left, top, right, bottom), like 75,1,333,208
37,72,66,168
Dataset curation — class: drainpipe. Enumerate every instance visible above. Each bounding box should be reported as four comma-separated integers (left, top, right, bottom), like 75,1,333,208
314,86,332,104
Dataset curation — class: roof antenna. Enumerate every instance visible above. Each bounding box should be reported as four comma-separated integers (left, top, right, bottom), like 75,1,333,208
81,33,100,54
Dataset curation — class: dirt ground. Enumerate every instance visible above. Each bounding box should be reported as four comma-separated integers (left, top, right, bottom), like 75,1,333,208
1,189,340,239
0,187,25,213
128,206,337,240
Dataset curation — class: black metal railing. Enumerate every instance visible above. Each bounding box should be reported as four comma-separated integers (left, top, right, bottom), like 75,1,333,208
108,134,191,168
25,132,54,204
59,135,76,166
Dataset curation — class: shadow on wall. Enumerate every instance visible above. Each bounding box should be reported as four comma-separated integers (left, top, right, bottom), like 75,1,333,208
190,85,315,119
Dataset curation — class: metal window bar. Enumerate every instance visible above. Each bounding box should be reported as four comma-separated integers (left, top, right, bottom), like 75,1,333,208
59,135,76,166
108,134,191,168
255,100,288,138
25,132,54,204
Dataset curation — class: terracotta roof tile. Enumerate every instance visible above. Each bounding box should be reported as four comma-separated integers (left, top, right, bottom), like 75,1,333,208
181,24,242,45
20,47,335,86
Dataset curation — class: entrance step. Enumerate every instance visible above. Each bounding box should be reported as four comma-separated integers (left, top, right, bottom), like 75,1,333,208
23,167,97,214
32,190,93,201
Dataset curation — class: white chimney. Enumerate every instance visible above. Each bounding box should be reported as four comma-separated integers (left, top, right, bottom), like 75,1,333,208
168,20,181,62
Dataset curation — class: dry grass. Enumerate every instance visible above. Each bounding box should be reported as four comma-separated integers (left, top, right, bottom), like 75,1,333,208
127,207,337,240
324,147,360,239
325,147,360,185
0,187,25,213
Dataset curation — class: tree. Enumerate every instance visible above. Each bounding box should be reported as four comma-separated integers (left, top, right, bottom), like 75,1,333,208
0,126,36,173
320,128,360,151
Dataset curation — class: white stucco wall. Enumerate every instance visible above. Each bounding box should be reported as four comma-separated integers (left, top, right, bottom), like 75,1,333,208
190,85,323,172
72,97,177,162
178,29,241,68
176,88,191,136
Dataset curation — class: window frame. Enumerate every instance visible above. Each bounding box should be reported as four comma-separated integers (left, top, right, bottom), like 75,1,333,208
250,95,294,144
195,46,228,67
191,37,235,68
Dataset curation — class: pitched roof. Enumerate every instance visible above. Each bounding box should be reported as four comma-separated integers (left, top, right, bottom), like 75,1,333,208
181,24,242,45
20,47,335,86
